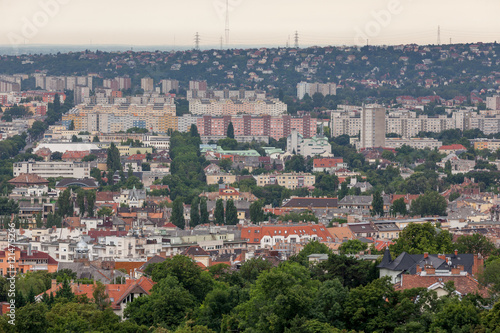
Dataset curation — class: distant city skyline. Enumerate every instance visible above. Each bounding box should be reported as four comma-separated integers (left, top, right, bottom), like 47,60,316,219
1,0,500,49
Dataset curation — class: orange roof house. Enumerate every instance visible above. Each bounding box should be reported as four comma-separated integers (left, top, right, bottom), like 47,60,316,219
0,247,58,276
439,144,466,154
62,151,90,162
39,276,155,318
8,173,49,187
241,224,333,248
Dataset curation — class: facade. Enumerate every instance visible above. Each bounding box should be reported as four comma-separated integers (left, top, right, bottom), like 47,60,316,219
486,96,500,110
297,82,337,100
160,79,179,94
286,130,332,157
196,114,316,140
472,139,500,151
360,105,386,149
141,78,154,92
0,247,58,276
189,98,286,116
312,158,347,173
385,137,443,150
253,173,316,190
13,161,91,178
62,103,177,133
103,77,131,91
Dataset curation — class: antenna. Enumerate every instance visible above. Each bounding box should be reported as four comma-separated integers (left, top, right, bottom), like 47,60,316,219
294,31,299,48
194,32,200,50
437,25,441,45
449,38,452,45
225,0,230,47
220,36,223,50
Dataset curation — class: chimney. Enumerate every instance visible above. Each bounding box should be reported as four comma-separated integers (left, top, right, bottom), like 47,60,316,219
424,252,428,259
454,249,458,256
425,266,435,275
438,254,446,261
51,279,57,289
416,265,422,274
451,267,461,275
472,253,484,276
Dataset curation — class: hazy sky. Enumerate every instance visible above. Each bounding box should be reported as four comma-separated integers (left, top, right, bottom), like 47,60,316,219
2,0,500,48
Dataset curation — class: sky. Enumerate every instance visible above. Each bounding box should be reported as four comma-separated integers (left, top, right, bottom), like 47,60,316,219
1,0,500,49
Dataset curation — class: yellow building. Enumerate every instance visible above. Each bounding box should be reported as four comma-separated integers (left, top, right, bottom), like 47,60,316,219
253,173,316,190
117,146,153,156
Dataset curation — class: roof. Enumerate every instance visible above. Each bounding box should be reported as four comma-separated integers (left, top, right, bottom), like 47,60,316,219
182,245,210,256
241,224,332,244
62,151,90,160
313,158,344,168
396,274,489,298
327,226,355,241
139,255,166,271
96,191,118,203
283,197,338,208
8,173,49,186
378,251,476,275
56,178,99,188
439,144,466,150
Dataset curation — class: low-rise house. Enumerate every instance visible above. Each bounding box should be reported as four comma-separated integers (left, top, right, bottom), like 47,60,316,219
313,158,347,173
0,246,58,276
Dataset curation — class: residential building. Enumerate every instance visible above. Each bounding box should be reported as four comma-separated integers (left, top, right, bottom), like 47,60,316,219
160,79,179,94
297,81,336,99
0,246,57,276
486,95,500,110
141,78,154,92
253,173,316,190
189,98,287,116
360,105,386,149
241,224,333,249
385,137,442,150
439,144,467,155
312,158,347,173
196,114,316,140
13,160,91,179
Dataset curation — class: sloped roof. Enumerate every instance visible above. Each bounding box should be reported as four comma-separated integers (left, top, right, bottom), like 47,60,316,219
396,274,489,298
56,178,99,188
8,173,49,185
283,197,338,208
182,245,210,256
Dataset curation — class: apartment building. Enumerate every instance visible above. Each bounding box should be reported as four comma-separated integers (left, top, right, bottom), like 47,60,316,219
253,173,316,190
35,74,93,91
189,98,287,116
385,137,443,150
13,160,91,178
0,80,21,93
360,105,386,149
187,88,266,101
160,79,179,94
62,103,177,133
196,114,316,140
472,139,500,151
297,81,337,99
103,77,131,91
141,78,154,92
486,96,500,110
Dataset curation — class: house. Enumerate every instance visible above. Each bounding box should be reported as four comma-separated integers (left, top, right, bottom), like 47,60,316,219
395,274,489,298
62,151,90,162
439,144,467,155
378,248,483,283
0,246,58,276
312,158,347,173
347,222,378,238
241,224,333,249
200,184,258,202
8,173,49,187
182,245,211,267
348,178,373,193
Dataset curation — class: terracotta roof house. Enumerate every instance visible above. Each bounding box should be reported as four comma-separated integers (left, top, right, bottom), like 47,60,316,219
62,150,90,162
395,274,489,298
439,144,467,154
8,173,49,187
241,224,333,248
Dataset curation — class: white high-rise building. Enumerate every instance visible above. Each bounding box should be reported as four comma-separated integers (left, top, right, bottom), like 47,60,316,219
360,105,386,149
141,78,154,92
486,96,500,111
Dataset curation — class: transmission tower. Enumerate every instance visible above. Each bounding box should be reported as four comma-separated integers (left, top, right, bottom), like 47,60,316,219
437,25,441,45
194,32,200,50
294,31,299,48
220,36,223,50
225,0,230,47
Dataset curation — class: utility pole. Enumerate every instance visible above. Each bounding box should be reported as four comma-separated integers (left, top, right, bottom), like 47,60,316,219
194,32,200,51
225,0,230,47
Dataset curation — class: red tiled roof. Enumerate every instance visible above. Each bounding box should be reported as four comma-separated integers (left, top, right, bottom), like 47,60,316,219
96,191,118,203
8,173,49,185
313,158,344,168
439,144,466,150
62,151,90,160
241,224,332,244
127,154,146,160
396,274,489,298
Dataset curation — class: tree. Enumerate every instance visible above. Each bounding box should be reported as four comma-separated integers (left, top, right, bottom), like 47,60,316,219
190,197,200,228
339,239,368,255
200,197,209,225
227,122,234,139
92,135,100,142
69,120,75,130
390,222,454,256
225,199,238,225
410,191,447,217
51,151,63,161
285,155,306,172
76,189,86,216
214,199,225,224
219,158,232,172
106,142,121,174
171,197,185,229
93,281,109,310
97,206,113,217
57,188,73,217
456,233,495,257
86,191,96,217
390,197,408,216
371,191,384,217
249,200,265,223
